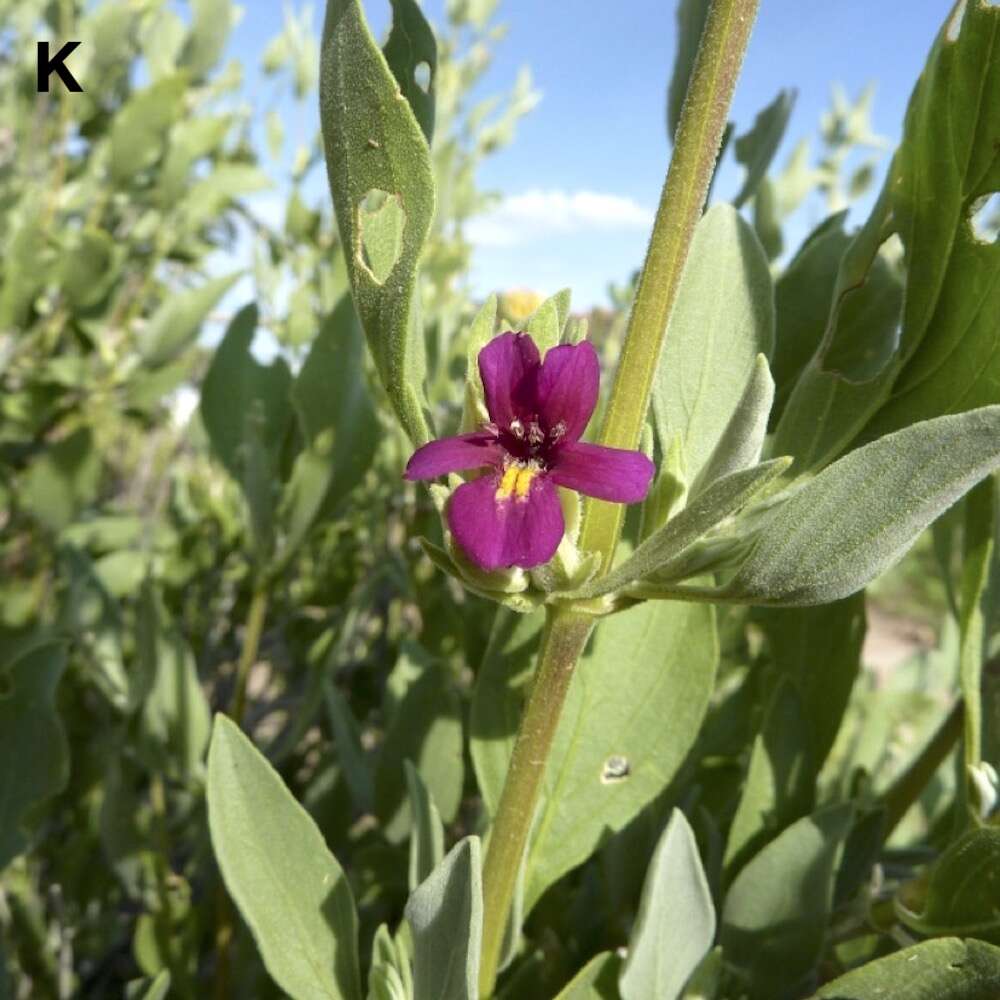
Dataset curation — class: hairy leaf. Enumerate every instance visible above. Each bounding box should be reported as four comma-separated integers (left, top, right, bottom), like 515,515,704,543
404,837,482,1000
732,89,796,209
320,0,435,444
652,204,774,488
207,715,361,1000
620,810,715,1000
724,407,1000,606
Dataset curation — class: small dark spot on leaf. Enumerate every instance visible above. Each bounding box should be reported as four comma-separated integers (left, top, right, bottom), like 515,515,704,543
601,755,630,784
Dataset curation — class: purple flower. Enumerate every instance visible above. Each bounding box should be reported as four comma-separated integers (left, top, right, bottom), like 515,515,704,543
405,331,655,570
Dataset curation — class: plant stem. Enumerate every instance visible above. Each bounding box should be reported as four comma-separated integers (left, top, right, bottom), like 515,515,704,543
478,608,593,996
881,698,964,837
578,0,761,574
229,587,269,725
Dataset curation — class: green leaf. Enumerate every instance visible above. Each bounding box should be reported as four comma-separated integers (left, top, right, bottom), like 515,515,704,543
554,952,622,1000
180,0,234,79
721,802,854,999
896,826,1000,941
769,180,901,474
278,298,379,567
368,924,412,1000
652,204,774,489
207,714,362,1000
405,760,445,892
691,354,774,497
525,289,572,356
382,0,437,145
722,407,1000,606
620,810,715,1000
199,305,293,556
21,427,101,531
756,594,866,771
404,837,482,1000
667,0,711,139
58,228,120,309
811,938,1000,999
722,678,814,882
110,75,188,183
571,458,790,600
375,664,464,843
461,294,499,431
732,90,796,209
474,600,719,912
769,216,850,425
325,682,374,815
865,1,1000,434
141,970,171,1000
136,587,211,784
320,0,436,444
0,639,68,868
139,273,241,369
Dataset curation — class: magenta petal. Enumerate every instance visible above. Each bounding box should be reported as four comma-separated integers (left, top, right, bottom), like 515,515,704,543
550,441,654,502
404,433,498,480
448,473,565,570
534,341,600,442
478,331,541,428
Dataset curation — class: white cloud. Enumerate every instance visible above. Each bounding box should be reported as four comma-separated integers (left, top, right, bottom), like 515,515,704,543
467,188,654,247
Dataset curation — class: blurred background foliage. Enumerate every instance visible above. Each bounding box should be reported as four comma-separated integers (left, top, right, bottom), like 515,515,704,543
0,0,996,998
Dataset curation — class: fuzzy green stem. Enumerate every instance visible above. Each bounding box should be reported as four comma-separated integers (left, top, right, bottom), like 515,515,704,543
229,588,269,725
478,609,593,996
579,0,761,574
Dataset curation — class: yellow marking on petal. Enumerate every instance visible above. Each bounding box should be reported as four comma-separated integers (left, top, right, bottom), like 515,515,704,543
514,466,536,500
496,464,520,501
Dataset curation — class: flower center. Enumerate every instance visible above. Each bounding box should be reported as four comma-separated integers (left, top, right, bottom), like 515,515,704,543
495,460,541,502
498,418,567,466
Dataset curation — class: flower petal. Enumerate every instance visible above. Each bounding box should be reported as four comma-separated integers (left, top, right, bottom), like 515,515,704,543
404,433,499,480
478,331,541,428
448,473,564,570
534,340,600,442
550,441,654,502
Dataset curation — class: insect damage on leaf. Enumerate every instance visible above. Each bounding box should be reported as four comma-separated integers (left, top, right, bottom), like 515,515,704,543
358,188,406,284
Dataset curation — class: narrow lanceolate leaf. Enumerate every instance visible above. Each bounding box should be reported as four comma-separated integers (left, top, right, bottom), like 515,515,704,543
382,0,437,144
769,179,901,474
896,826,1000,941
722,679,814,882
554,952,623,1000
666,0,711,139
570,458,790,600
691,354,774,496
405,760,445,891
619,810,716,1000
139,273,241,369
652,204,774,489
722,802,854,1000
0,639,68,868
404,837,483,1000
732,89,796,209
722,407,1000,606
865,0,1000,434
206,715,362,1000
811,938,1000,999
320,0,435,445
278,297,379,569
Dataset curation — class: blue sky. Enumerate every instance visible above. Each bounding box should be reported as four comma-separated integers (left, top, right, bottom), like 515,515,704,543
228,0,954,309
